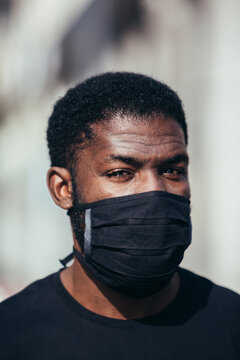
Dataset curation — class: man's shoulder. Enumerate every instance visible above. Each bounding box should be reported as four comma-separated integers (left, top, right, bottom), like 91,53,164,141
180,267,240,313
0,272,59,328
1,271,58,305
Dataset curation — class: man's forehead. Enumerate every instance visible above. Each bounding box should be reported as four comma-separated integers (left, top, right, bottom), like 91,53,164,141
77,116,187,166
90,115,185,143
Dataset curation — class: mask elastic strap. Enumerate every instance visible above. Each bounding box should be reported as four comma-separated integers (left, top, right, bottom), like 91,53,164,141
59,252,74,268
66,204,87,216
60,207,92,268
67,208,74,216
72,247,89,269
59,247,86,269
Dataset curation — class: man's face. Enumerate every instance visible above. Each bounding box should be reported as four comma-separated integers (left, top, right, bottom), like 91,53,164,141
72,115,190,203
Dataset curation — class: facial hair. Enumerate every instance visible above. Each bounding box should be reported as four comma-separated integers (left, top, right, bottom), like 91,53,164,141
70,170,85,249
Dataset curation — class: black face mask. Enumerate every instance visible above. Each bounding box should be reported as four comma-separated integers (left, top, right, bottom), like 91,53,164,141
62,191,192,299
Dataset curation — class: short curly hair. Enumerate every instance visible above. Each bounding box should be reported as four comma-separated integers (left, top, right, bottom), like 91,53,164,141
47,72,187,169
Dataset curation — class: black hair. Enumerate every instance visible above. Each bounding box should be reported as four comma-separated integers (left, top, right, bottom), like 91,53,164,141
47,72,187,169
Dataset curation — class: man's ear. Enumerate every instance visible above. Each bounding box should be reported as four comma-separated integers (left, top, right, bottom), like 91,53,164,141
46,167,73,210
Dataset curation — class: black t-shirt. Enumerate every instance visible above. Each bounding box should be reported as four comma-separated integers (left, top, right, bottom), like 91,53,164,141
0,268,240,360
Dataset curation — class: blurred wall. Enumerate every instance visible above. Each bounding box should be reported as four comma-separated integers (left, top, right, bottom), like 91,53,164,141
0,0,239,299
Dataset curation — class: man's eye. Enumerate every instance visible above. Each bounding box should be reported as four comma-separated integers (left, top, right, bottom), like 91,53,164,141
105,170,133,180
163,168,185,177
106,170,131,178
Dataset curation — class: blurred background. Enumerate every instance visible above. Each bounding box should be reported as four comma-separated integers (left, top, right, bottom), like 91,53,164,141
0,0,240,300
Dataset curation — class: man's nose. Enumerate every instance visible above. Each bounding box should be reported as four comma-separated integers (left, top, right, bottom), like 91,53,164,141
137,171,167,193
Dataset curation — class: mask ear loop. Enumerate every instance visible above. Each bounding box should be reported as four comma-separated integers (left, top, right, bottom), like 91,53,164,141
59,206,80,267
67,207,74,216
59,252,73,268
60,207,91,267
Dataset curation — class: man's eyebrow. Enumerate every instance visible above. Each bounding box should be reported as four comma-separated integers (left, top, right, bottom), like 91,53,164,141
104,155,142,167
103,153,189,166
164,153,189,165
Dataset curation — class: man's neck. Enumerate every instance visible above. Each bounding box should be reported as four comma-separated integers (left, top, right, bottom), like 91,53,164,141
60,260,180,320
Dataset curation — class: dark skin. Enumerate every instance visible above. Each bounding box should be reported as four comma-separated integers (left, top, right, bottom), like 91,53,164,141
47,115,190,319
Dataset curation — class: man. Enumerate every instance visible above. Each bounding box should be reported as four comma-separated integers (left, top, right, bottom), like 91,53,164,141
1,72,239,359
